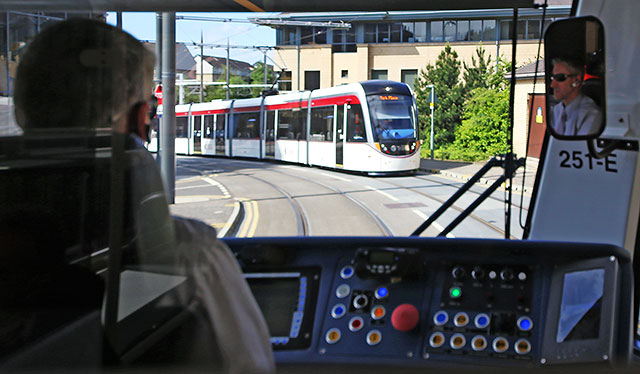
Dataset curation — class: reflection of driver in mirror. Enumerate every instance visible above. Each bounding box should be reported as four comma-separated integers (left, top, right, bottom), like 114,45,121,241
550,58,602,136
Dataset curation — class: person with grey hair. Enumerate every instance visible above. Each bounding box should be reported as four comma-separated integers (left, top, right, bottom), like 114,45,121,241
550,57,602,136
13,19,274,373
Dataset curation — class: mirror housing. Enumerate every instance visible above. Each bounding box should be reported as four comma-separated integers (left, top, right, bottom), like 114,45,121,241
544,16,605,140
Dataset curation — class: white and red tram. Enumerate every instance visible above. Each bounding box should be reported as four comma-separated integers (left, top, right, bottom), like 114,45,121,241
149,80,421,174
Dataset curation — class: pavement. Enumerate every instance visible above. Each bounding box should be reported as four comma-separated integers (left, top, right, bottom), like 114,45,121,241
418,157,538,194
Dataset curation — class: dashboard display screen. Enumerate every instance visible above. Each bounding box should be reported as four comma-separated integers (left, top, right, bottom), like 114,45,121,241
557,268,605,342
246,273,304,338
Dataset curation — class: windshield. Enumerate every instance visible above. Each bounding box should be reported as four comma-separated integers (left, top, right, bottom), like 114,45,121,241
367,94,417,141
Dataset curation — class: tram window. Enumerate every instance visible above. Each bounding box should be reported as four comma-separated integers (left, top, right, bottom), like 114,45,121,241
278,109,307,140
193,115,201,137
310,106,334,141
367,94,417,142
176,116,188,138
346,104,366,142
217,114,226,138
204,115,214,138
234,112,260,138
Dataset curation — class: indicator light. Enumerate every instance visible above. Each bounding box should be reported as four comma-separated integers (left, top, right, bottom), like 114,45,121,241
336,284,350,299
515,339,531,355
450,333,466,349
474,313,490,329
374,286,389,299
433,310,448,326
517,316,533,331
325,328,341,344
331,304,346,319
349,316,364,332
450,286,462,299
453,312,469,327
492,337,509,353
340,266,354,279
429,332,445,348
366,330,382,345
471,336,487,351
371,305,386,320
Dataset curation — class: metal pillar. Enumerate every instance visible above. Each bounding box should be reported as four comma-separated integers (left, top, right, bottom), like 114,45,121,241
160,12,176,204
226,38,230,100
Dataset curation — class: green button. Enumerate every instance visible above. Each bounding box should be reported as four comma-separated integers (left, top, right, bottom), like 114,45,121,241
450,286,462,299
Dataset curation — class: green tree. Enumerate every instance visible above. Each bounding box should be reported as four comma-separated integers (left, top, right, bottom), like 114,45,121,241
414,43,464,148
249,61,275,96
463,45,491,93
446,87,510,161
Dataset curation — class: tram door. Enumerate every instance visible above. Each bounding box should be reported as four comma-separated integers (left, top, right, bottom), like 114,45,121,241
265,110,275,158
216,114,226,155
336,105,345,166
193,115,202,154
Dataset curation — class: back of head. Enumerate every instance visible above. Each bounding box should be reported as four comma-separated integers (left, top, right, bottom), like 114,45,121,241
14,18,155,132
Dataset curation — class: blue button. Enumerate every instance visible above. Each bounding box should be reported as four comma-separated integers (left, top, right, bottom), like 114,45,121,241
340,266,354,279
375,287,389,299
434,311,448,326
332,304,346,319
518,316,533,331
475,313,490,329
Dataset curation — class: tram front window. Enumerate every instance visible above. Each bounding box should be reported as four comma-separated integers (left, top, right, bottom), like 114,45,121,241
367,94,417,142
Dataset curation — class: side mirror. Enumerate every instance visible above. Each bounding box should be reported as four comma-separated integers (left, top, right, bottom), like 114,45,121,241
544,16,605,140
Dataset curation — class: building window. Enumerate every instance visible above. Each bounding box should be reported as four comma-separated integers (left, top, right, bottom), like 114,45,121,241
377,23,390,42
371,70,388,80
501,19,545,40
300,26,327,45
414,22,427,42
281,26,297,45
305,71,320,90
401,69,418,90
483,20,496,41
332,28,357,52
469,20,482,41
402,22,415,42
390,23,402,42
457,20,470,41
278,70,292,91
444,21,456,42
341,70,348,78
365,24,376,43
430,21,443,42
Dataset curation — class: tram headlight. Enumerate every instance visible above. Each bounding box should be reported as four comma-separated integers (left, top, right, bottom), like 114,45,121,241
390,145,397,152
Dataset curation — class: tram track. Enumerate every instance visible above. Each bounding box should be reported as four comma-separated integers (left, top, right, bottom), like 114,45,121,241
378,178,515,239
176,157,519,238
176,161,310,236
264,167,394,237
414,174,528,211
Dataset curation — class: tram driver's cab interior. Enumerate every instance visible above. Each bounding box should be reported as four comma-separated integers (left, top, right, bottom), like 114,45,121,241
1,0,640,372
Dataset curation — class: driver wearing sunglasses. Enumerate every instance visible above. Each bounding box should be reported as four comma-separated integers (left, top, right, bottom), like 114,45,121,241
550,57,602,136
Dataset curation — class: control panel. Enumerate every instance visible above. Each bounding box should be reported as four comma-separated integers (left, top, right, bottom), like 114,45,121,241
229,237,632,370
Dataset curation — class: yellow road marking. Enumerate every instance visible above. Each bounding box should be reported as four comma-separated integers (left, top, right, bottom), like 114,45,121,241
237,199,259,238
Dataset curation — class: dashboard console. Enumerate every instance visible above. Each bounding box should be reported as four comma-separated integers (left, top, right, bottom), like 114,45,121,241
225,237,633,369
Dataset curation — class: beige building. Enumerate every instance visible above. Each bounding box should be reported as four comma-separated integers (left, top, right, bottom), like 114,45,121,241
254,8,570,159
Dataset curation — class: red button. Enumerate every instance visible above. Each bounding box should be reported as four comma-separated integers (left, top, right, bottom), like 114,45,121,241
391,304,419,331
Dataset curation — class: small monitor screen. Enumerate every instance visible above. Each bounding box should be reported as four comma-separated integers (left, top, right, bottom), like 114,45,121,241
557,268,605,343
246,273,301,338
369,250,395,265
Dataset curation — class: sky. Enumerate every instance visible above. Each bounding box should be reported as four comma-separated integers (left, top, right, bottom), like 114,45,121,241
106,12,278,67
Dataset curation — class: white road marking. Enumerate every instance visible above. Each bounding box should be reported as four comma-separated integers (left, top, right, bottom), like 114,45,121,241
364,185,399,201
412,209,455,238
